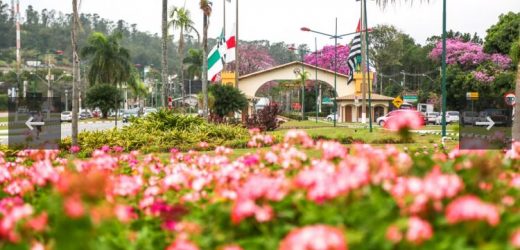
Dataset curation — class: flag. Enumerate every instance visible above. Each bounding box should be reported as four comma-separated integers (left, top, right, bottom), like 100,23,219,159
208,30,226,82
347,20,362,84
347,19,377,84
225,24,236,63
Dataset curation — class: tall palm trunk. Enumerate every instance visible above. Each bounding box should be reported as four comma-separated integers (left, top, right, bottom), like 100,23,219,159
513,61,520,141
71,0,80,146
161,0,168,107
201,14,209,118
179,27,185,100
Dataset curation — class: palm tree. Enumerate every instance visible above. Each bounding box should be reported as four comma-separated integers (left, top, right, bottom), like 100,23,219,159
71,0,80,146
127,67,148,108
200,0,212,118
183,48,203,80
80,32,131,85
161,0,169,107
81,32,132,125
169,6,199,98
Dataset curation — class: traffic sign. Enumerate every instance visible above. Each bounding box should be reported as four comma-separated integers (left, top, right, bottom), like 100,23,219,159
392,96,403,108
403,95,418,103
322,97,333,105
504,93,516,106
466,92,479,101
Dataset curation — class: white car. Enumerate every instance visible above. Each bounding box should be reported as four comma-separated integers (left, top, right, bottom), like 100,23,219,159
435,111,460,125
326,113,340,122
143,107,158,116
60,111,73,122
425,112,439,124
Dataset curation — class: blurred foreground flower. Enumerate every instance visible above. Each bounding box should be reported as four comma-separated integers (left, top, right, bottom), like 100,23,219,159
279,225,347,250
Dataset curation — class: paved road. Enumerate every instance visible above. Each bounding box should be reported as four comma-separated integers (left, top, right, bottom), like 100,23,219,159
0,121,128,145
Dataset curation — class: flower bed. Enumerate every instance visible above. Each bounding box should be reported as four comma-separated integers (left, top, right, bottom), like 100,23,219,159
0,129,519,250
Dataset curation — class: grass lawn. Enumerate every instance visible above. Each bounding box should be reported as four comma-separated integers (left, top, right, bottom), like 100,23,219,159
147,124,459,161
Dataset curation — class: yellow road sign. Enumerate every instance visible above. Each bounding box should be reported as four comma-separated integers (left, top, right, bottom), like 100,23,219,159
392,96,403,108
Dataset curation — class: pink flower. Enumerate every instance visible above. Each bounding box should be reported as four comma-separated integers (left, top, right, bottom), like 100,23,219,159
198,142,209,149
384,110,424,131
405,217,433,244
445,195,500,226
280,225,347,250
112,146,124,153
166,239,199,250
64,196,84,219
511,229,520,248
26,213,48,232
221,245,243,250
31,241,45,250
386,225,403,243
114,205,137,223
70,145,81,153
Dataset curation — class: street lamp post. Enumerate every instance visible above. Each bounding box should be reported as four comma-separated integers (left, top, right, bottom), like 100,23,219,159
302,18,369,127
441,0,448,137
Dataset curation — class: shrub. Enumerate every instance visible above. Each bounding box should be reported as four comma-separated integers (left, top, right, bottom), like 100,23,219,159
208,84,248,118
246,104,281,131
61,109,250,154
85,84,123,118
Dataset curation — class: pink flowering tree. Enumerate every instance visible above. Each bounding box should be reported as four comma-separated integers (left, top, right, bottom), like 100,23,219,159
304,45,351,75
227,44,276,76
429,39,512,83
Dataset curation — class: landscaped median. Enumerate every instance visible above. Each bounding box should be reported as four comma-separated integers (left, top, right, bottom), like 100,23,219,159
0,128,519,249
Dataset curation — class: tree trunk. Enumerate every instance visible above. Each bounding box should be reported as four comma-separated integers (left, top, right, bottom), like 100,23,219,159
71,0,80,146
161,0,169,107
179,28,185,101
513,61,520,141
202,14,209,118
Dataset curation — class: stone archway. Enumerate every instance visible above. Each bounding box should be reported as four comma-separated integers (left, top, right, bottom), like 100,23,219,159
238,61,354,100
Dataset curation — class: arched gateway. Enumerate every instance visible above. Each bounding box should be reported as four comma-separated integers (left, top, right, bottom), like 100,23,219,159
237,61,395,123
238,61,353,98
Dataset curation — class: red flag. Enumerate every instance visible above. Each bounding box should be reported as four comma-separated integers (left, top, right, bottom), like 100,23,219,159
356,19,362,33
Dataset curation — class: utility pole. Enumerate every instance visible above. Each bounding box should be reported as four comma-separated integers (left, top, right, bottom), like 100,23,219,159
15,0,21,92
363,0,373,132
223,0,226,71
234,0,239,87
360,0,367,124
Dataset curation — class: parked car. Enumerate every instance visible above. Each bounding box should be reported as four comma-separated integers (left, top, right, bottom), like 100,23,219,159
476,109,509,126
377,110,426,127
79,111,92,120
61,111,72,122
326,113,340,122
461,111,480,125
435,111,460,125
425,112,440,124
122,109,139,123
143,107,158,116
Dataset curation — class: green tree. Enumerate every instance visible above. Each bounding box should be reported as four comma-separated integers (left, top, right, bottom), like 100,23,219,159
85,84,123,118
169,6,198,96
80,32,132,85
127,67,148,105
209,84,247,118
183,48,203,80
484,12,520,55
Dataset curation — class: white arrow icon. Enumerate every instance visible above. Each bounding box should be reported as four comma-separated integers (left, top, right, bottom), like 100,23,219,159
475,116,495,130
25,117,45,130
